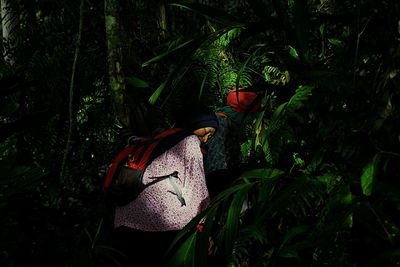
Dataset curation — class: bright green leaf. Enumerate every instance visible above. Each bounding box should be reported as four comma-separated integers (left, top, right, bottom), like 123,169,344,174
361,154,380,196
288,46,299,60
149,82,166,104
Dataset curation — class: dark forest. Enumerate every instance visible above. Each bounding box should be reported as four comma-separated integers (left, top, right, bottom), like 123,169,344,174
1,0,400,266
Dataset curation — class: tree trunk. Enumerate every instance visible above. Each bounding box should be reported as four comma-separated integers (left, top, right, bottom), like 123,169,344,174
104,0,130,126
1,0,18,64
104,0,157,136
158,0,167,38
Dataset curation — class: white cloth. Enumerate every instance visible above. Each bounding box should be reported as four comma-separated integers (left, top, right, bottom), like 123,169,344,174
114,135,210,231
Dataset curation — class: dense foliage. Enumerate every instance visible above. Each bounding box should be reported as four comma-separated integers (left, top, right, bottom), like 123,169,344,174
1,0,399,266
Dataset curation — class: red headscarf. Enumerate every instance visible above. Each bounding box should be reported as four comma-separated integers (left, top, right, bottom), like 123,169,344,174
227,88,261,113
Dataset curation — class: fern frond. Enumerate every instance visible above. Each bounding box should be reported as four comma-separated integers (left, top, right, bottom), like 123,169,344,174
255,84,313,164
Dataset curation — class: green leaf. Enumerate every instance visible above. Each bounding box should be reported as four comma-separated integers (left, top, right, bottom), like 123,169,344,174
239,168,284,181
125,76,149,88
328,38,344,47
195,205,219,267
287,85,313,111
147,57,190,105
211,183,249,204
277,225,309,258
149,81,166,105
319,24,325,35
361,154,380,196
142,27,237,67
288,45,299,60
166,232,197,267
224,183,252,258
165,209,208,259
146,27,240,104
142,38,196,67
198,72,208,101
254,110,265,132
235,51,256,90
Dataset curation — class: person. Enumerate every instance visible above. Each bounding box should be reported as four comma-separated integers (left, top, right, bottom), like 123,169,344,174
203,88,262,198
109,106,219,267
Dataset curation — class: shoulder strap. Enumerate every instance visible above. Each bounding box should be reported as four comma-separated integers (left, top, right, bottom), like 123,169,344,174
215,111,228,117
102,128,192,191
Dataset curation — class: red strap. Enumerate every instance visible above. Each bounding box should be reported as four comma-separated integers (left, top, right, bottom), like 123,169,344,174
138,142,158,168
134,128,183,168
136,129,184,167
132,144,145,161
102,128,186,191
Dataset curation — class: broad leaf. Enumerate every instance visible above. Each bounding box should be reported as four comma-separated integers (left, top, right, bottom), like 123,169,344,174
224,183,252,258
166,232,197,267
361,154,380,196
125,76,149,88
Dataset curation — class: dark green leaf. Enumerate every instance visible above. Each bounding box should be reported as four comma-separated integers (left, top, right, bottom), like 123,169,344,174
224,183,252,258
239,168,284,181
125,76,149,88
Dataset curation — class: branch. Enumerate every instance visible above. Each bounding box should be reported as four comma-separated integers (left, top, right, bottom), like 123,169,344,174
60,0,85,181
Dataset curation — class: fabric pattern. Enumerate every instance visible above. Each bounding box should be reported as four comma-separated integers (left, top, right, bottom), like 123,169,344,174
114,135,210,232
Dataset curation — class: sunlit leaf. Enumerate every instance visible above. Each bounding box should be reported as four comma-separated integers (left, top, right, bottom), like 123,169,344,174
235,52,255,90
288,45,299,60
361,154,380,196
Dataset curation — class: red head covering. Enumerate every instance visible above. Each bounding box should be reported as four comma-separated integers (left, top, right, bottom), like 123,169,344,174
227,88,261,113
